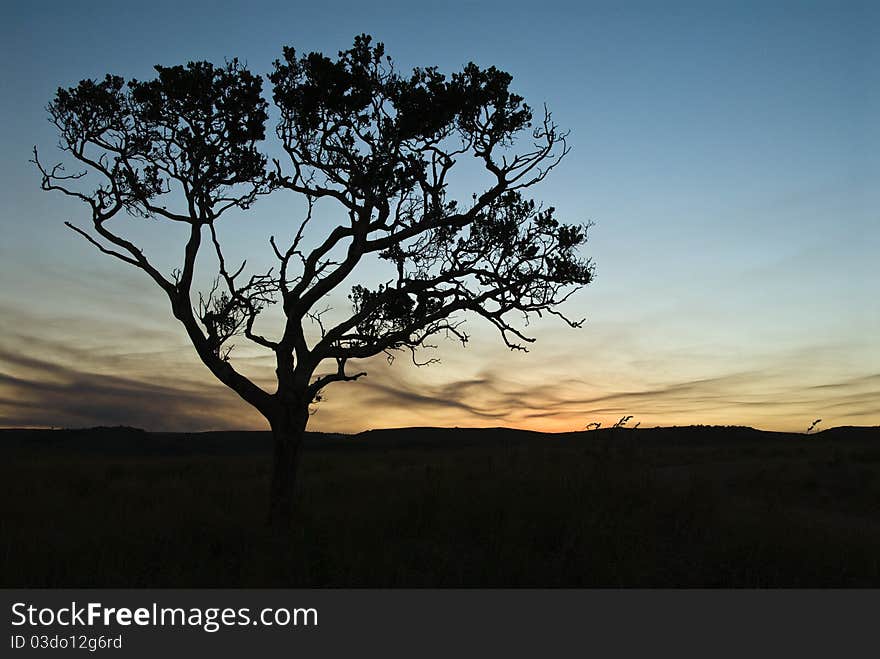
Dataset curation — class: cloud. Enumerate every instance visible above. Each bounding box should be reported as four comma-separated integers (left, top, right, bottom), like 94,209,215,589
0,347,263,431
362,380,513,420
321,361,880,432
1,297,877,433
807,374,880,391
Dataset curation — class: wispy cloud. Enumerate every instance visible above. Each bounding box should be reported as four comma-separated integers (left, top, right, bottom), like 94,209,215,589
312,361,880,432
0,347,263,431
1,299,877,433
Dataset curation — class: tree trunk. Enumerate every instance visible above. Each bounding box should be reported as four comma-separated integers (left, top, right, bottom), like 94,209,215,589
268,406,309,528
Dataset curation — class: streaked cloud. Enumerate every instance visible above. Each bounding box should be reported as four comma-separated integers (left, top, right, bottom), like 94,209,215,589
1,293,877,434
0,346,265,431
2,329,878,432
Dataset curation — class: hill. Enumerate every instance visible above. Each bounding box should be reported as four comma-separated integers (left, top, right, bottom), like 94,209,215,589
3,423,880,587
3,423,877,456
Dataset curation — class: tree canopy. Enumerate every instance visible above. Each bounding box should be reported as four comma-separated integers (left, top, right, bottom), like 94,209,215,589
35,35,595,521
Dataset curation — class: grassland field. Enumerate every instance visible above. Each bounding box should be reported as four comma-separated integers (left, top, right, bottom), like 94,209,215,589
3,425,880,587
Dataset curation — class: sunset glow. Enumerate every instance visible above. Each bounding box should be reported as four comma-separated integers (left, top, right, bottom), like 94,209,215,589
1,1,877,434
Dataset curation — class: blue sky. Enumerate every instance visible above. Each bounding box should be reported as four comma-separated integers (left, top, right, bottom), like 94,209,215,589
1,0,877,431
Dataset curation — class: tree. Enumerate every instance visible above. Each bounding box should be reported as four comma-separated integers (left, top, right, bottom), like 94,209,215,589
35,35,595,525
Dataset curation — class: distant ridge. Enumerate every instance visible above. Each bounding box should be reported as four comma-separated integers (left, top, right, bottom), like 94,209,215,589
2,424,877,457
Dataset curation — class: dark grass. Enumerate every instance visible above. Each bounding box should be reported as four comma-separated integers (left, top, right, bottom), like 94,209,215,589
2,425,880,587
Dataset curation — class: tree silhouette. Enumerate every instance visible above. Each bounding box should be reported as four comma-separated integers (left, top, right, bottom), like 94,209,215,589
34,35,595,525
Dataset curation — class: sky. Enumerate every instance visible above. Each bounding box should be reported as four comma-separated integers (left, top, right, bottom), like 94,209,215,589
0,0,877,433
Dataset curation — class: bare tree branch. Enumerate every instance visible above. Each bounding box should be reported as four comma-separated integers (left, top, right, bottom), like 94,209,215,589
36,38,595,521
